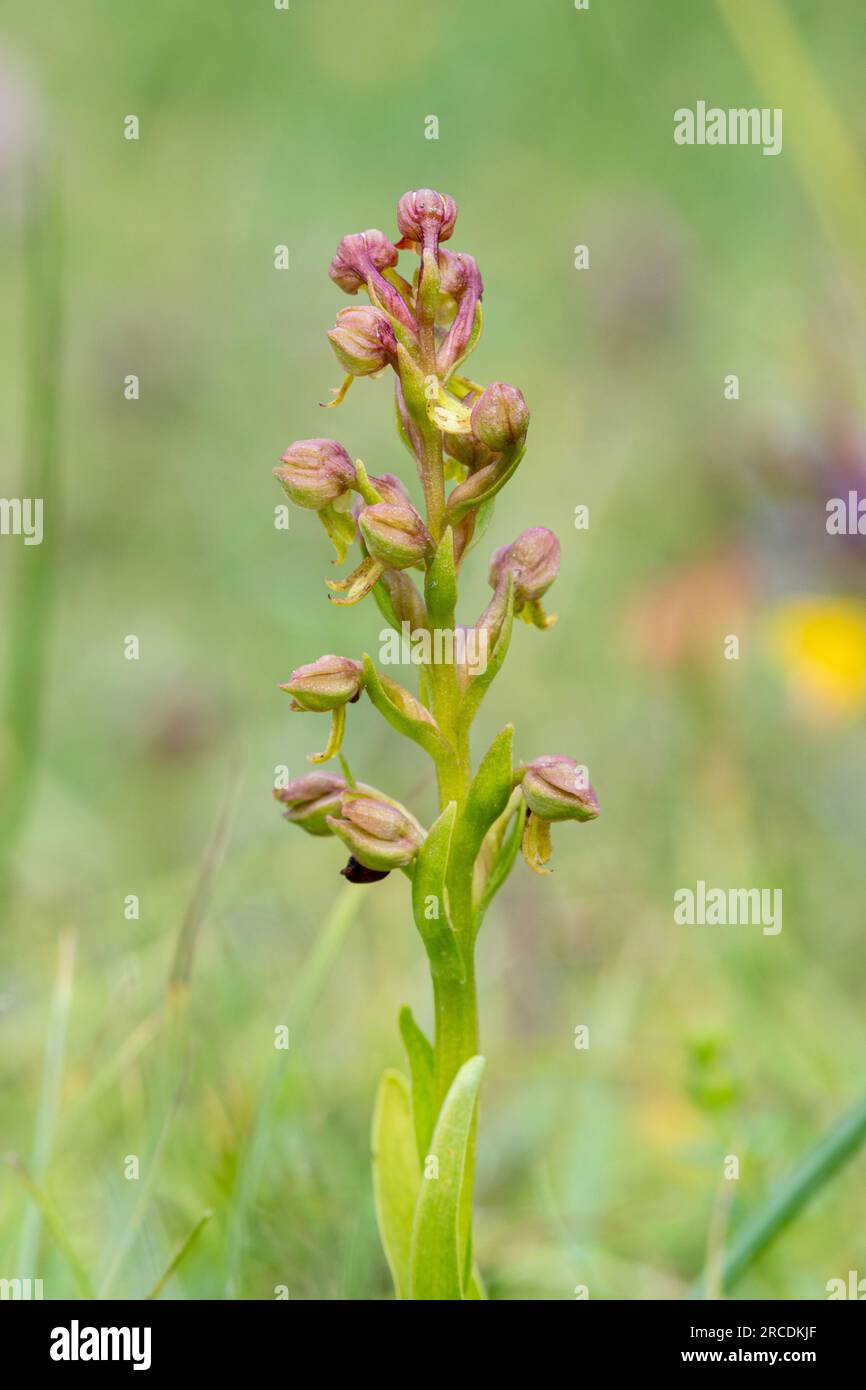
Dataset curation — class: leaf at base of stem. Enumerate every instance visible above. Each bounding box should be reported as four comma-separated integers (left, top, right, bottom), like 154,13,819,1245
409,1054,485,1301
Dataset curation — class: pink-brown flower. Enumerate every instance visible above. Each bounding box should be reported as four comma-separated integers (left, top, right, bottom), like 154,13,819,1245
396,188,458,249
279,654,364,712
328,229,416,334
328,229,398,293
470,383,529,452
274,439,357,509
520,755,600,823
488,527,560,607
328,305,397,377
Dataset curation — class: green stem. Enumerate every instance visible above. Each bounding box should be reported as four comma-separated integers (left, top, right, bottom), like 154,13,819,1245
432,959,479,1105
427,664,479,1296
412,258,481,1293
427,662,468,803
417,247,440,380
432,952,479,1295
420,426,446,543
426,658,475,1092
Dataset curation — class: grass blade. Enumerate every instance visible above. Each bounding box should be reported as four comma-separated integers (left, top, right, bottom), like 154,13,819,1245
695,1090,866,1296
8,1154,94,1298
0,162,64,909
222,883,362,1296
101,763,238,1297
15,930,76,1278
145,1208,213,1300
717,0,866,301
167,753,241,999
97,1073,185,1297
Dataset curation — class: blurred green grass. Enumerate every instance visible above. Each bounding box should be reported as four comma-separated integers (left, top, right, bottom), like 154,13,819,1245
2,0,866,1299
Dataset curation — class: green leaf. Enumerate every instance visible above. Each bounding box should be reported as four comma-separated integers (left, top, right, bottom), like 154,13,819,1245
398,1006,437,1163
338,752,358,789
362,653,454,764
446,727,514,916
446,442,526,524
463,494,496,558
424,527,457,625
352,458,385,505
444,301,483,383
371,1069,420,1300
466,1263,488,1300
462,725,514,852
372,577,400,632
461,575,515,725
474,791,527,934
374,568,428,633
411,802,465,981
409,1054,485,1301
394,386,418,461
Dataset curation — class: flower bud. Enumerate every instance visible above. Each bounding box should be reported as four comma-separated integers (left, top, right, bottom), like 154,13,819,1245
437,253,484,378
444,400,498,475
359,501,433,569
327,306,397,378
470,382,529,452
274,771,347,837
279,654,364,712
371,472,410,503
328,230,399,293
274,439,356,510
395,377,425,460
438,249,482,300
520,756,600,823
377,567,428,630
351,472,410,523
328,229,416,334
489,527,560,607
327,793,425,871
396,188,457,249
348,469,408,528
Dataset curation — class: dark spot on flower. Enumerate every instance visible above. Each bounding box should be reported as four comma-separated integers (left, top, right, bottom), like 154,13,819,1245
340,856,390,884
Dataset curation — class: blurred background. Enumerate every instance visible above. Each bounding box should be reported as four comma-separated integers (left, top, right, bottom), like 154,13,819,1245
1,0,866,1300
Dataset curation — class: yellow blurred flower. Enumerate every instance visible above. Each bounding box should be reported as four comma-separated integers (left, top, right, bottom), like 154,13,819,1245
635,1090,703,1155
770,597,866,716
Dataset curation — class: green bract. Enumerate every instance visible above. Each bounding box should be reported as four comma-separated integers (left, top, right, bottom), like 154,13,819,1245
272,188,599,1300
